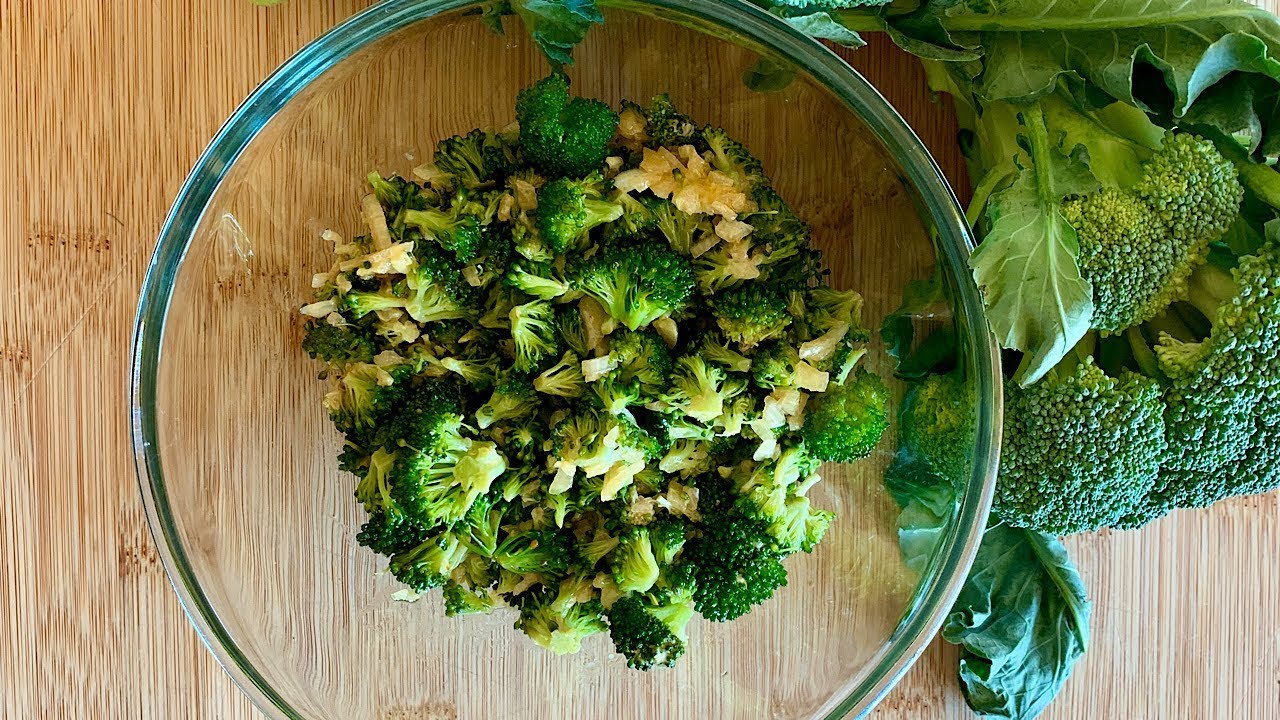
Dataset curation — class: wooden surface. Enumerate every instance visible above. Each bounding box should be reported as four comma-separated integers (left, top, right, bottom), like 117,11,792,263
1,1,1278,719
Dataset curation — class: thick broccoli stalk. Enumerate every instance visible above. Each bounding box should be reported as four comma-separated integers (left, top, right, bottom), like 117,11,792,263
571,244,695,330
1066,133,1242,333
536,175,623,253
516,74,619,178
800,368,889,463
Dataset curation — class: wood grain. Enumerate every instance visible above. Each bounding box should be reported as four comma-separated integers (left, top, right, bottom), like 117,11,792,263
1,1,1277,719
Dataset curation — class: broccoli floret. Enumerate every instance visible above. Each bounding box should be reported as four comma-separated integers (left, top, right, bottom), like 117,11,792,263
647,517,687,566
323,362,410,432
750,341,800,390
555,304,592,357
534,350,586,397
611,526,661,594
443,581,498,616
536,175,624,253
801,367,889,463
506,260,572,300
509,298,561,372
570,243,695,330
606,583,696,670
475,374,537,429
494,528,571,575
644,94,702,149
898,371,975,483
403,256,477,324
403,203,484,264
516,74,619,178
664,355,735,424
609,329,673,394
682,477,788,622
389,530,469,592
339,288,406,319
606,192,663,242
433,128,515,188
701,126,765,190
653,201,712,256
301,320,376,364
710,284,792,348
390,439,506,527
1064,133,1242,333
997,353,1168,534
356,507,433,557
516,591,608,655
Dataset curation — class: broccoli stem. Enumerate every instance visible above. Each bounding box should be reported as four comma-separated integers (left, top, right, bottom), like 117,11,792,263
1125,326,1161,378
1184,263,1238,322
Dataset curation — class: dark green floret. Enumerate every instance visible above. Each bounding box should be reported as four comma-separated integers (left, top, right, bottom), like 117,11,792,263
516,74,619,178
801,368,889,463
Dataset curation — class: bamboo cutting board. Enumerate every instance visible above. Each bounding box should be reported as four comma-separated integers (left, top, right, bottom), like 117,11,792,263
1,1,1278,719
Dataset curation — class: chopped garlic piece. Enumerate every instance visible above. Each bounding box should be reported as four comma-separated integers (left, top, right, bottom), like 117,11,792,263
311,272,332,289
300,299,337,317
360,193,392,250
715,217,754,242
690,232,722,258
657,480,701,521
653,317,678,348
794,361,830,392
323,312,347,327
724,240,762,280
512,177,539,212
462,264,484,287
750,418,779,461
373,350,403,369
549,461,577,495
604,156,624,173
788,392,809,431
578,296,611,355
345,241,416,279
581,355,619,382
411,162,450,188
618,107,647,140
497,193,515,222
799,321,851,361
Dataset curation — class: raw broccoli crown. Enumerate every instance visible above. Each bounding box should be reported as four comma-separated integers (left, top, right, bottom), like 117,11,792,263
1132,133,1242,247
1065,134,1242,333
997,359,1168,534
516,74,619,178
899,370,974,483
570,243,695,330
801,368,890,463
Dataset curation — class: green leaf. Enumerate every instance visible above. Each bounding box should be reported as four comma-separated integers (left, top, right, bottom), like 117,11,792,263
968,104,1096,386
507,0,603,67
742,57,798,94
1042,95,1163,188
884,449,956,574
770,5,867,48
942,525,1091,720
905,0,1280,153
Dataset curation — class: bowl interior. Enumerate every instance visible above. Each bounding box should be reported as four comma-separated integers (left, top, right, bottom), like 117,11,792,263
138,3,996,719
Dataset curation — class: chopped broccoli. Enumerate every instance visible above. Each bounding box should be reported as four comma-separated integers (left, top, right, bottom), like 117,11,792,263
606,583,696,669
475,374,537,429
301,321,376,364
536,175,624,253
433,128,515,189
570,243,695,330
516,74,619,178
509,298,561,372
800,368,889,463
710,283,792,348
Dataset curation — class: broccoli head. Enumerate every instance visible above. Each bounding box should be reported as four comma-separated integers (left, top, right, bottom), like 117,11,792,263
606,583,696,670
536,175,624,253
570,243,695,330
301,321,376,365
710,284,792,348
516,74,619,178
800,368,889,463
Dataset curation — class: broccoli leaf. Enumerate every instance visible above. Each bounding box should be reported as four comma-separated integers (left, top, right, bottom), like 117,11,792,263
889,0,1280,154
488,0,603,67
968,104,1097,386
883,449,955,574
942,525,1091,720
768,5,867,48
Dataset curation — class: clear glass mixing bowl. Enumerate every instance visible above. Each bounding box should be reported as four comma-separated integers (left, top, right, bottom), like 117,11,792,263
131,1,1000,718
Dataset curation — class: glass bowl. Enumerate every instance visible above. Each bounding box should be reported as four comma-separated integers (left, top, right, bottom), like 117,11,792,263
131,1,1000,718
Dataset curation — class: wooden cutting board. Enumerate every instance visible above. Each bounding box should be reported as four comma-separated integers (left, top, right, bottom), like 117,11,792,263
1,1,1277,718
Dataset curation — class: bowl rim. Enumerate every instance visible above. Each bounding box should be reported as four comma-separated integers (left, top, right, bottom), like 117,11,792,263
130,1,1001,718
